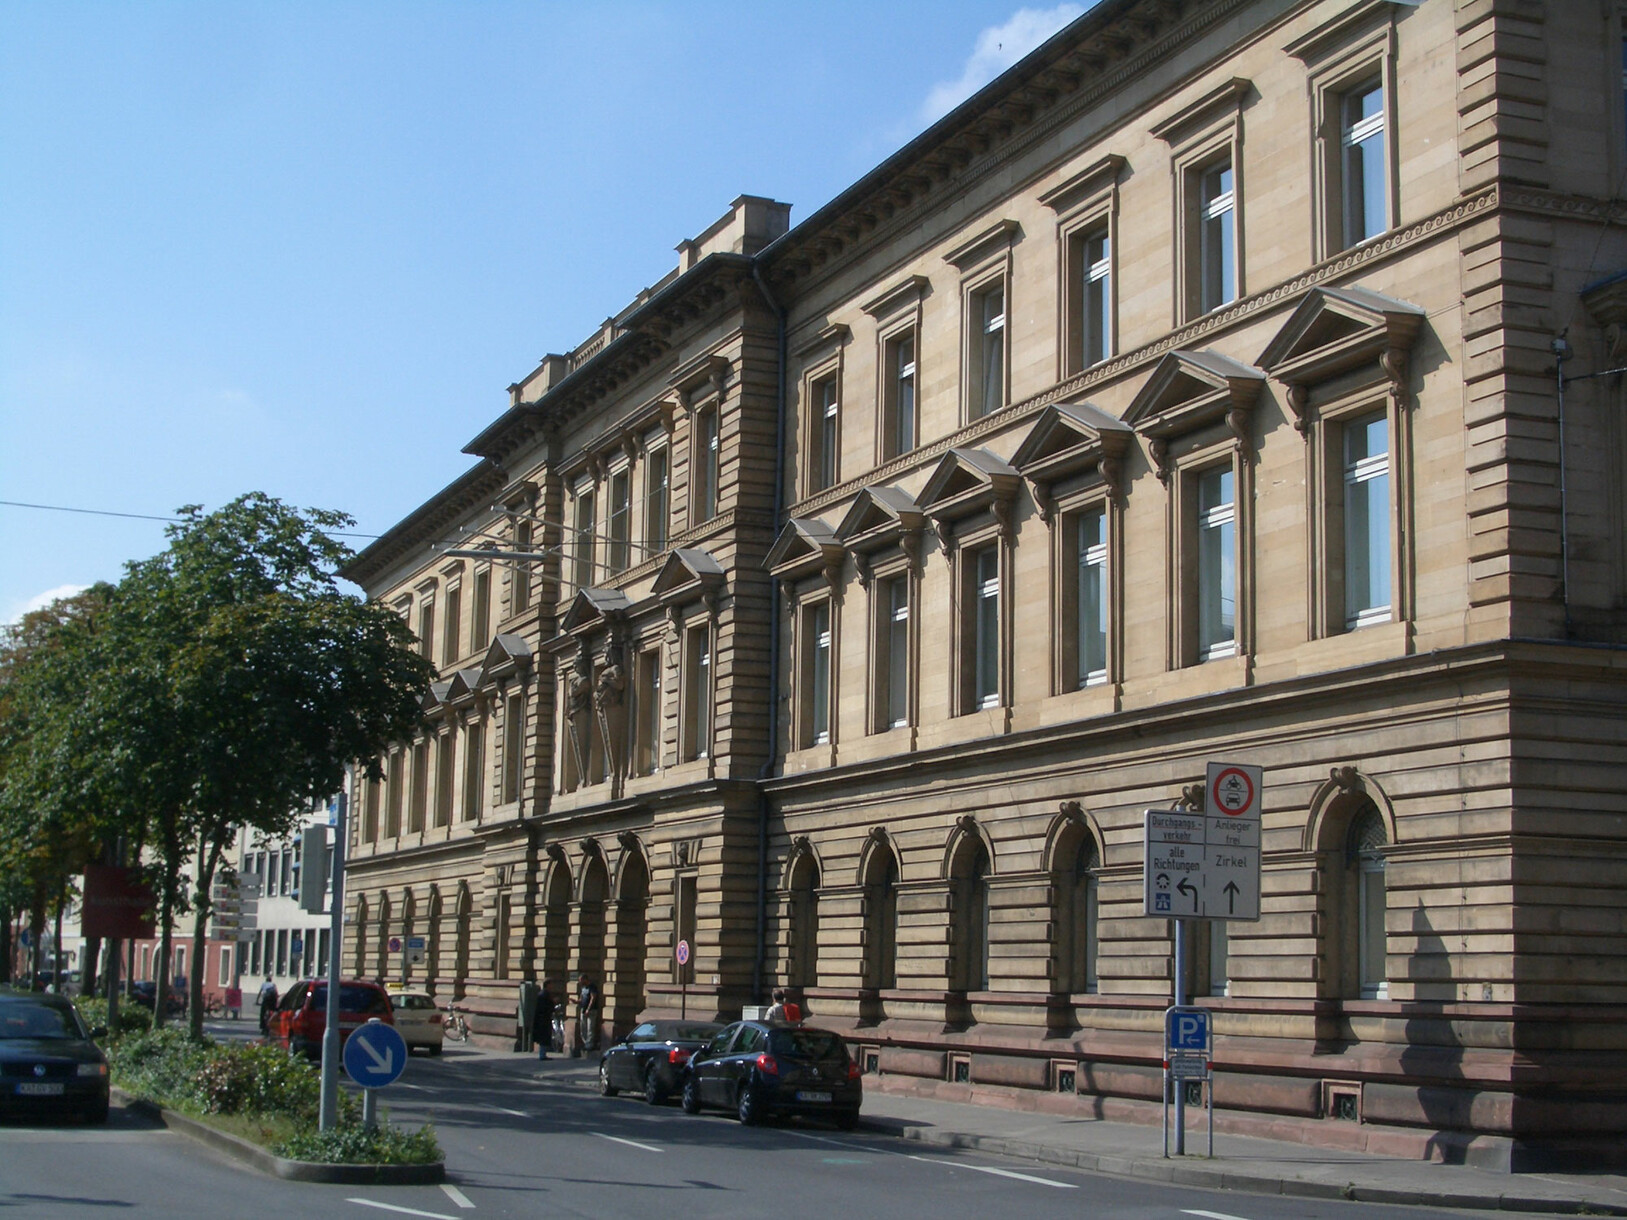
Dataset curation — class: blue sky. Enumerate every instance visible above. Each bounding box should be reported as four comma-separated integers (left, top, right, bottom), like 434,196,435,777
0,1,1087,623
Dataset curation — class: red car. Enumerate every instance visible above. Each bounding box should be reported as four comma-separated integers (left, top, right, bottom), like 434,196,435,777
268,980,393,1061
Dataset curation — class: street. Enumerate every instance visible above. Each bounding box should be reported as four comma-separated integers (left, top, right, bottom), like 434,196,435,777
0,1034,1564,1220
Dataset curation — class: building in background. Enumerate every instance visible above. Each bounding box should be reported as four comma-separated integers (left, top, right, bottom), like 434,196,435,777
339,0,1627,1166
236,799,336,994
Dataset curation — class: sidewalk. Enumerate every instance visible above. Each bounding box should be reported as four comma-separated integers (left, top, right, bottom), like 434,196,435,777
856,1086,1627,1216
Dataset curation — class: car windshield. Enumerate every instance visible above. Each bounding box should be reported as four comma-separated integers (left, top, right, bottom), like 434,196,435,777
395,995,435,1011
0,1002,82,1040
660,1023,722,1041
768,1029,848,1062
309,985,390,1013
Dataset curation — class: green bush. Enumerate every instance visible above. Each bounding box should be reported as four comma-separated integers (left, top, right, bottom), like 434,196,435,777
272,1121,441,1165
74,996,154,1039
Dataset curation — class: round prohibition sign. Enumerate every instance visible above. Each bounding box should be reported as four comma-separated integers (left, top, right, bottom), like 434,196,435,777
675,939,691,967
1210,766,1256,816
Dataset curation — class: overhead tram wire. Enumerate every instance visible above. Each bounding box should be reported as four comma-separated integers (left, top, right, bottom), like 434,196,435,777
0,498,382,539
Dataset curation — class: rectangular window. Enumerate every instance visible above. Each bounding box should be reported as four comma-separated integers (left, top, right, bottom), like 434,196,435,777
470,569,490,653
878,575,910,730
1070,226,1111,370
1196,466,1237,660
969,283,1006,419
1340,80,1387,249
810,376,840,493
249,935,260,977
385,752,403,837
1075,508,1108,686
633,647,661,776
363,776,380,842
462,721,484,821
683,625,711,760
280,849,293,897
884,332,918,458
276,930,288,977
441,585,461,664
802,601,832,747
434,733,455,828
645,444,669,555
409,741,428,832
1343,413,1391,627
1198,159,1236,314
573,488,596,589
607,469,631,575
417,599,436,664
512,521,532,613
502,693,523,804
218,946,232,987
696,408,719,521
971,547,1001,710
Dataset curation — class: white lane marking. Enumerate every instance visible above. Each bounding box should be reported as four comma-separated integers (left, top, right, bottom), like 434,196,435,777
1182,1210,1257,1220
908,1155,1076,1189
593,1132,663,1153
397,1083,431,1092
778,1129,862,1149
495,1106,528,1117
439,1183,475,1209
346,1200,456,1220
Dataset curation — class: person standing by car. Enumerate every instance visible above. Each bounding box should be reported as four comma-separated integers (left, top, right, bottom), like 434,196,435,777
532,984,555,1060
577,975,600,1053
256,976,279,1035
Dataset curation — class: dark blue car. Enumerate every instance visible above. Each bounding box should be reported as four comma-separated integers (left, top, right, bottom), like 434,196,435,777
680,1020,861,1129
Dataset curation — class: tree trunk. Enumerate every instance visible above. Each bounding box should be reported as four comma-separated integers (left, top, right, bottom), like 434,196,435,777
188,832,226,1040
82,934,103,997
154,854,178,1030
28,896,45,990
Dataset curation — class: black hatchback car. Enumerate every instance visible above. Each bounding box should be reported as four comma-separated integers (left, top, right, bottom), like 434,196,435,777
599,1019,724,1104
0,990,110,1123
680,1020,861,1128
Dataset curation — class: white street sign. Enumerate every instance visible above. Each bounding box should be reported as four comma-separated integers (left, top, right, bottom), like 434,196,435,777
1143,761,1263,921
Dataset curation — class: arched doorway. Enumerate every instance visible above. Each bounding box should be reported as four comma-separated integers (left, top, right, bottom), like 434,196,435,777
611,848,649,1032
543,859,572,992
948,831,990,994
577,853,608,988
787,851,820,991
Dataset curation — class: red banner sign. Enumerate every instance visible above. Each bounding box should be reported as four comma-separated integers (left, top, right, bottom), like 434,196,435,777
80,865,156,939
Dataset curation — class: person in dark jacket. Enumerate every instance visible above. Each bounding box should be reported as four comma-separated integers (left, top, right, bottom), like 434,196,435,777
532,984,556,1060
577,975,600,1052
256,976,279,1035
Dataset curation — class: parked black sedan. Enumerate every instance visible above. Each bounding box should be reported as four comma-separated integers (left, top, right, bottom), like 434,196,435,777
599,1019,724,1104
0,989,110,1123
679,1020,861,1128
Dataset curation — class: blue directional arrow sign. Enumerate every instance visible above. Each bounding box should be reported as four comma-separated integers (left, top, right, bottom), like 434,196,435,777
343,1019,407,1088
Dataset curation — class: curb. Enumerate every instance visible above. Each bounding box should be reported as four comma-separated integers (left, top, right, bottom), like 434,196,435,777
861,1118,1627,1217
113,1089,445,1185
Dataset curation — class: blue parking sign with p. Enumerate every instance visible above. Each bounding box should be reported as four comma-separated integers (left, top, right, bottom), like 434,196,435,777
1166,1006,1209,1052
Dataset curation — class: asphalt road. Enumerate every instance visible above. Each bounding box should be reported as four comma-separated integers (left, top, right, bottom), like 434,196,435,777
0,1041,1558,1220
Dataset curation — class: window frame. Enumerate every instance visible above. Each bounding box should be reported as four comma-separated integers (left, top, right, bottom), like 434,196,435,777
680,619,713,762
1167,440,1253,670
794,593,836,749
692,404,720,525
606,464,632,575
1294,15,1399,262
440,580,462,667
964,272,1009,421
952,529,1011,716
433,729,455,829
501,689,524,806
881,323,919,461
571,481,597,591
1057,495,1116,691
863,276,929,465
871,566,915,734
461,718,484,822
1041,154,1124,380
1154,79,1248,326
644,436,670,557
630,642,663,777
470,566,491,655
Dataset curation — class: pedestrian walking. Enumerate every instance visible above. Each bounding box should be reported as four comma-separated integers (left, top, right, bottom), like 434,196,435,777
532,984,556,1060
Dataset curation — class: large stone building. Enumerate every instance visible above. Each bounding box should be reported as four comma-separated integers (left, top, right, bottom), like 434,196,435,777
340,0,1627,1167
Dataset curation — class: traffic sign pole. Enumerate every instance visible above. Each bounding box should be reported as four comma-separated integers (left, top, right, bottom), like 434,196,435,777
319,779,349,1132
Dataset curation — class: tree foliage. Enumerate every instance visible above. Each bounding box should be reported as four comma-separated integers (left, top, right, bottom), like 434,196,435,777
0,494,431,1027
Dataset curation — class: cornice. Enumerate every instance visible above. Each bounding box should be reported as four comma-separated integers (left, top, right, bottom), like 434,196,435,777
760,0,1251,301
341,459,509,592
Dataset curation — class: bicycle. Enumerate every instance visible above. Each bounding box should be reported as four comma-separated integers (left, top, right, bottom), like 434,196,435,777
443,1004,470,1043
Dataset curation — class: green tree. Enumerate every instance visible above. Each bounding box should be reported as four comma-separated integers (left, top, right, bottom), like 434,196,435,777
0,586,124,988
110,494,433,1035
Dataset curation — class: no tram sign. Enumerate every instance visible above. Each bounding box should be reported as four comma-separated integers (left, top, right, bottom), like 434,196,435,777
1207,762,1262,818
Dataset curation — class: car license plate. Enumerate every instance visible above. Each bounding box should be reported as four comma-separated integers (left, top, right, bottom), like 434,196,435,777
16,1082,64,1096
796,1090,831,1103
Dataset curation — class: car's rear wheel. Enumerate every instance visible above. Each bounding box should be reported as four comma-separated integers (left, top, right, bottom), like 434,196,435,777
643,1063,664,1105
427,1044,442,1056
680,1077,702,1114
736,1085,760,1126
599,1060,619,1096
82,1096,109,1125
